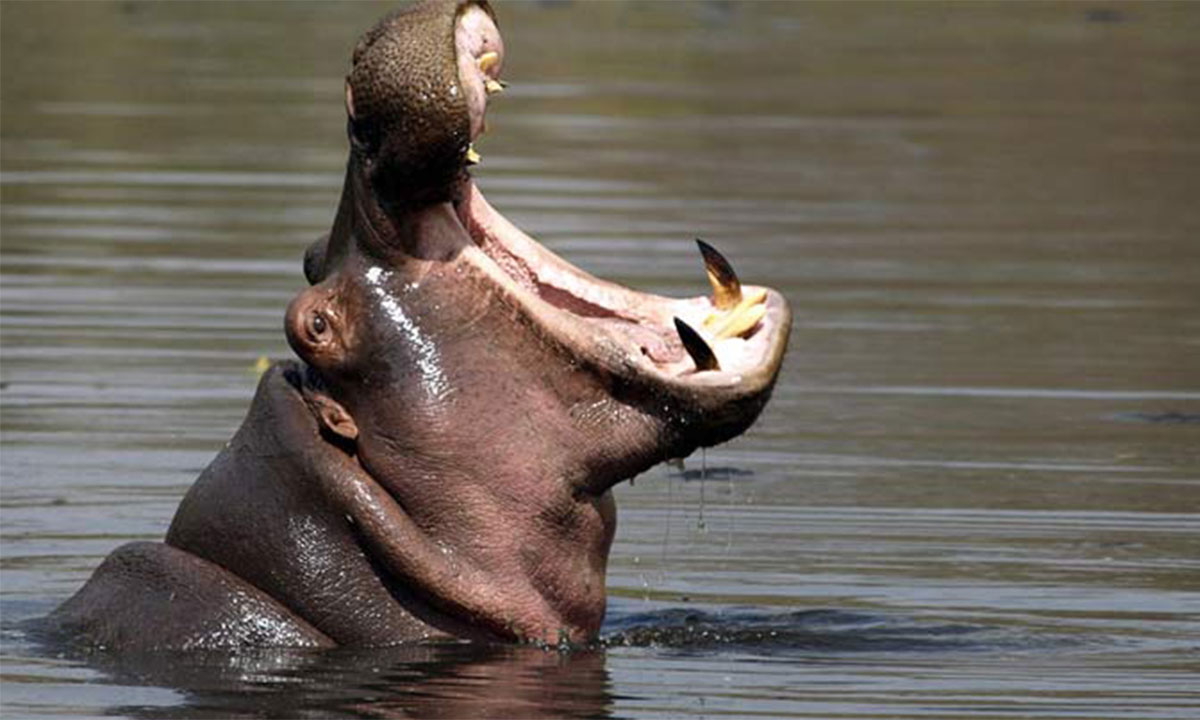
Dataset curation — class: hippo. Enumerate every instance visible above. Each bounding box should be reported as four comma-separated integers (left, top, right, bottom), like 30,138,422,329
46,0,790,650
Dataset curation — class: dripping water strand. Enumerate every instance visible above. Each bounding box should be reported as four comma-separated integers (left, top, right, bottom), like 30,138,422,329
659,464,673,582
724,463,735,559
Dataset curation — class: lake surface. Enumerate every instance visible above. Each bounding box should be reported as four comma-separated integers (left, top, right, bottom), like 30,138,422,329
2,1,1198,718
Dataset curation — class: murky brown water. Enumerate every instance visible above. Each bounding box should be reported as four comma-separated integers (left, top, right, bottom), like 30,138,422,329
3,2,1199,718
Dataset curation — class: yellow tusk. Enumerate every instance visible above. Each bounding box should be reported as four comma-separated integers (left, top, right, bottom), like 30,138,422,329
712,301,767,340
466,145,482,165
485,79,505,95
704,287,768,338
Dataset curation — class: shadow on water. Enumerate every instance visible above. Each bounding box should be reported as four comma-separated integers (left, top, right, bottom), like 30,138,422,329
1111,411,1200,426
672,466,755,482
92,646,608,720
602,606,1059,655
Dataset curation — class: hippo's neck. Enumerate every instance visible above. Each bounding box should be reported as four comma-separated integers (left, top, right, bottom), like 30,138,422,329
346,409,618,645
169,362,613,646
369,452,618,644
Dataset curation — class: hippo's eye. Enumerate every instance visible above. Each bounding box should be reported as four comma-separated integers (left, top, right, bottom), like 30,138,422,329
309,312,329,340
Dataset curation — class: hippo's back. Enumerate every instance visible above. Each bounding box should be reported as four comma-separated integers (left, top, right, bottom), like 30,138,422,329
44,541,332,651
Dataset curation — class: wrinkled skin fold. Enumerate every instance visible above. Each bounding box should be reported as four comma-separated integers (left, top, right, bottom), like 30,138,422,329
45,0,791,649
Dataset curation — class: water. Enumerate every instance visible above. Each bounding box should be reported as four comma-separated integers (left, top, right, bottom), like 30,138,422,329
3,1,1199,717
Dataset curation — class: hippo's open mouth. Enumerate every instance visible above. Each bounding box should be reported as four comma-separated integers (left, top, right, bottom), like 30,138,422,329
452,177,791,392
316,0,792,458
438,2,788,400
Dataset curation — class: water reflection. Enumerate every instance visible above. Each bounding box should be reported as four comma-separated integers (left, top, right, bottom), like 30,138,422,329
78,643,611,720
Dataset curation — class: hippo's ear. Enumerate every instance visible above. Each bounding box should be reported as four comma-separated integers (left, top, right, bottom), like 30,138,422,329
310,392,359,444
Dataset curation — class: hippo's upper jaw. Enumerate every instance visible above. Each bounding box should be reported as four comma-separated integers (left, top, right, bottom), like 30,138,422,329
50,0,791,653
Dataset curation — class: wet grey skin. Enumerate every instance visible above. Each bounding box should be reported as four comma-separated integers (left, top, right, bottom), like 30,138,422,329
45,0,791,650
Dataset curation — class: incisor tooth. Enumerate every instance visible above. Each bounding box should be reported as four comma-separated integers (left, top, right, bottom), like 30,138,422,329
674,317,721,372
696,238,741,311
478,51,500,73
704,287,768,338
713,301,767,340
485,79,505,95
466,146,482,165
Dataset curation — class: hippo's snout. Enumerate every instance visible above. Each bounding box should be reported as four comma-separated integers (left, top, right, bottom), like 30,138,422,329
345,0,502,210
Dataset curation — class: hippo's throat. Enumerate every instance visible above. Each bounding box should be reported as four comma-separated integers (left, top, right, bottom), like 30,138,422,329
216,364,610,645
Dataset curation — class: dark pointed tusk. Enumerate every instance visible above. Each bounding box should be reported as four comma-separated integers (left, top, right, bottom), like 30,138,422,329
696,238,742,311
674,317,721,372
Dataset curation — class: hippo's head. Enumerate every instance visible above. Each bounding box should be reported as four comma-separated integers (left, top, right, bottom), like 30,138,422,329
284,0,790,645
